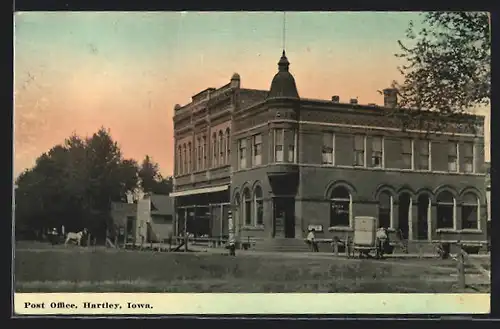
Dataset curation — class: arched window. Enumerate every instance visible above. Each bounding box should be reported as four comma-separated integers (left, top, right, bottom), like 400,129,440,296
226,128,231,163
188,142,192,173
437,191,455,229
462,192,480,230
330,186,351,227
243,188,252,226
178,145,182,175
212,133,218,167
254,186,263,226
183,144,187,175
378,191,392,229
219,131,224,165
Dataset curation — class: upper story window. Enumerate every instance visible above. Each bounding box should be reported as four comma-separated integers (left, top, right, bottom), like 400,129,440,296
225,128,231,163
401,139,413,169
212,133,218,168
371,136,383,168
252,134,262,166
353,135,365,167
463,142,474,173
177,145,182,175
274,129,284,162
238,138,247,169
202,136,207,170
418,140,430,171
322,132,334,165
287,129,296,163
183,144,187,174
219,131,225,165
196,137,201,171
448,141,458,172
188,142,192,173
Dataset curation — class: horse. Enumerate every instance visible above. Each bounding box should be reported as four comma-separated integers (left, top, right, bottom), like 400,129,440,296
65,228,88,246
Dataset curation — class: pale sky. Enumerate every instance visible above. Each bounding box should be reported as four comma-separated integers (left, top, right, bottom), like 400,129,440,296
13,11,490,178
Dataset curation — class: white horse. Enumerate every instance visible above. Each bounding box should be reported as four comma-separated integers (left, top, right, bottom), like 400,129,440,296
65,228,88,246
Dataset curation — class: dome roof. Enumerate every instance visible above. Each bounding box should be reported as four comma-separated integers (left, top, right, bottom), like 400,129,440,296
231,72,240,80
267,51,299,99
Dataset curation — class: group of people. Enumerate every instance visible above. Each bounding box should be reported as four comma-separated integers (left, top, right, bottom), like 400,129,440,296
306,224,391,258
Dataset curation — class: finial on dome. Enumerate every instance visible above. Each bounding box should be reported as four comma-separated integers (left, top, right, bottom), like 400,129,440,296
278,50,290,72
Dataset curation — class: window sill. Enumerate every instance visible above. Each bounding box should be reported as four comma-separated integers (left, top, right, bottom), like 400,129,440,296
459,229,482,233
436,228,457,233
328,226,353,232
241,225,265,231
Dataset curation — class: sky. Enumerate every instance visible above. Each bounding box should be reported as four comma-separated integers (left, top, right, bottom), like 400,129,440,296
13,11,491,178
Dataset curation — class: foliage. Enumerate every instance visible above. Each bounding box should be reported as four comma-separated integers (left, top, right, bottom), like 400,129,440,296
15,127,140,240
390,12,490,131
138,155,173,195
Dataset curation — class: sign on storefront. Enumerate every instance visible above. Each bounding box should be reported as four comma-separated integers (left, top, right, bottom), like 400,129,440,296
308,224,323,232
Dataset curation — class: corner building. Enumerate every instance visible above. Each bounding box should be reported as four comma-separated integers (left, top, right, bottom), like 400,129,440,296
171,51,488,251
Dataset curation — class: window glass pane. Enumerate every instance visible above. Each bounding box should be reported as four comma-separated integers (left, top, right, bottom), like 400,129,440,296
354,135,364,150
372,137,382,151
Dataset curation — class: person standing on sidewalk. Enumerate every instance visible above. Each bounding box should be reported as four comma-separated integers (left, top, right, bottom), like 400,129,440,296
306,228,319,252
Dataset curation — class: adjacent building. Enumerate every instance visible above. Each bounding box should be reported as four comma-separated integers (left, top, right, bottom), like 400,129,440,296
111,193,174,244
172,51,488,249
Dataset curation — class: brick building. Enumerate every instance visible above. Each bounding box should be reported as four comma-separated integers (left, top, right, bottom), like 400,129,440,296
171,51,488,250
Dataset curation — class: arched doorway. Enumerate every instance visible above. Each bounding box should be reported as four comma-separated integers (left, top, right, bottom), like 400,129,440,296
417,194,431,240
398,193,412,240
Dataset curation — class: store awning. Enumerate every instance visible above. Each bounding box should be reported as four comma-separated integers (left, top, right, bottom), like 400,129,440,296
170,185,229,197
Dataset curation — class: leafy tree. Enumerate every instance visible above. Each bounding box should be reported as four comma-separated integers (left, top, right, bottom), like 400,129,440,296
15,127,140,241
137,155,172,195
138,155,162,193
391,12,490,131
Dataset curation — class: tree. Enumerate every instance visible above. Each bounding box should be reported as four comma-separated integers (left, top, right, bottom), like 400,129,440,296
15,127,140,241
391,12,490,131
138,155,162,193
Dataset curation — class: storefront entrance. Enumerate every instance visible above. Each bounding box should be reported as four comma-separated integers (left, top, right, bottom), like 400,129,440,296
272,197,295,238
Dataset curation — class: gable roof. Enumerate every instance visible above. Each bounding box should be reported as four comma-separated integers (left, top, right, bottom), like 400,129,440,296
150,194,174,216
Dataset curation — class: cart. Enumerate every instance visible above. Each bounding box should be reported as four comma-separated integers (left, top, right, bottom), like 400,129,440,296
352,216,378,258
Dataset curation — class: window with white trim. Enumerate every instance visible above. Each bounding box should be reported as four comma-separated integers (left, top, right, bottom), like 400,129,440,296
461,193,479,230
253,186,263,226
463,142,474,173
238,138,247,169
418,140,430,170
274,129,284,162
437,191,455,229
330,186,351,227
448,142,458,172
371,136,383,168
322,132,334,165
252,134,262,166
353,135,365,167
401,139,413,169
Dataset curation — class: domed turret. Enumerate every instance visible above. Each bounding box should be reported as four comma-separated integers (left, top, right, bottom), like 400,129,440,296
267,50,299,99
230,72,241,88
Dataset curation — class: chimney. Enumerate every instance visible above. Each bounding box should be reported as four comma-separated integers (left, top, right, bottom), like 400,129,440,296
383,88,398,108
331,95,340,103
350,98,358,105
